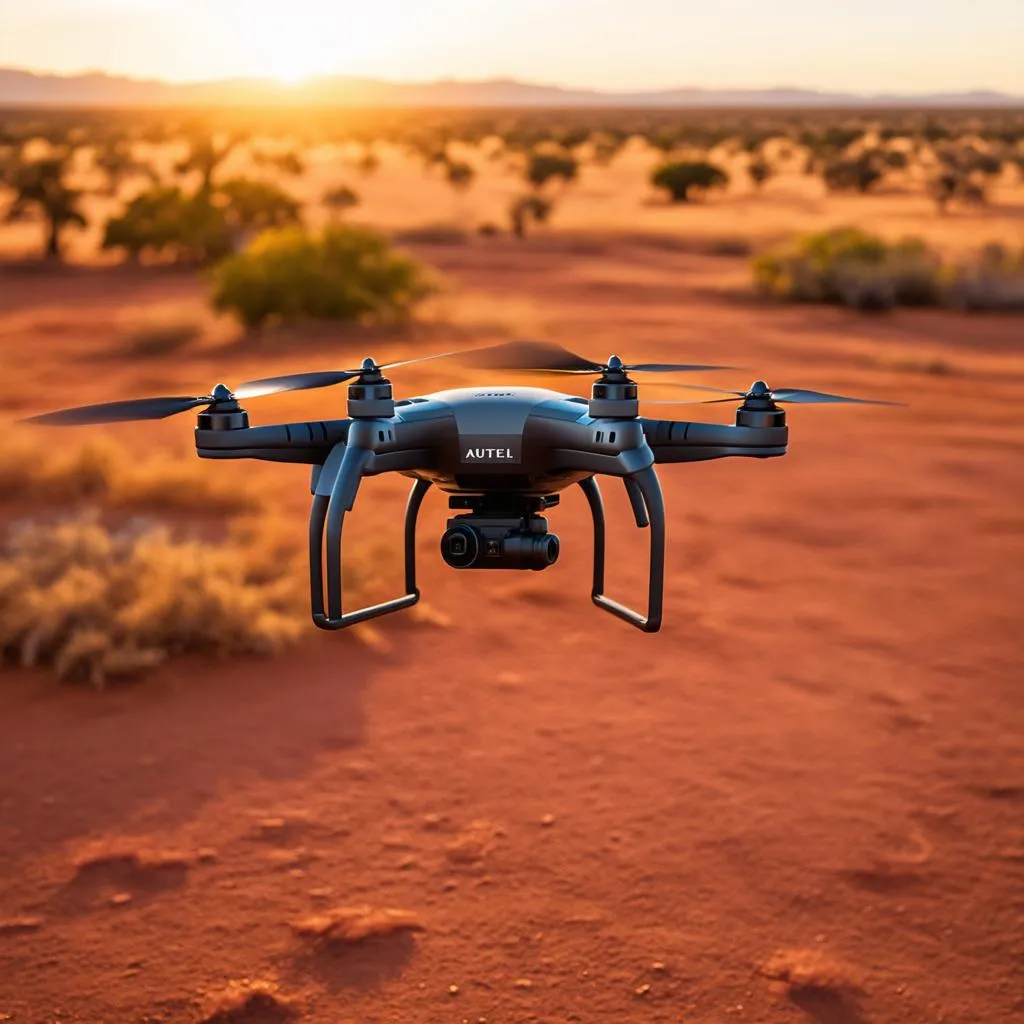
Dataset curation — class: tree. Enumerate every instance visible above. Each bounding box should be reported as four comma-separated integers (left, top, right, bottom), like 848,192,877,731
651,161,729,203
2,151,86,260
509,194,551,238
445,160,475,192
218,178,302,236
93,139,155,197
822,153,884,194
747,156,773,191
175,133,240,193
526,151,578,190
322,184,359,213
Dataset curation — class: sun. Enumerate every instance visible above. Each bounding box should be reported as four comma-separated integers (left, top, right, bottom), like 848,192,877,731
237,13,342,85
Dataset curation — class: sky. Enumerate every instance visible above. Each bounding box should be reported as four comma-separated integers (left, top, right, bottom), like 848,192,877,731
2,0,1023,93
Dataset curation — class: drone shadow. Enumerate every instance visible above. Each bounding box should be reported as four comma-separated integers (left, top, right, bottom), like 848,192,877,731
0,638,378,865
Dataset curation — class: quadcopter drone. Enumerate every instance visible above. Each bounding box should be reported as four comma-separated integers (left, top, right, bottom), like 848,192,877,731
26,340,898,633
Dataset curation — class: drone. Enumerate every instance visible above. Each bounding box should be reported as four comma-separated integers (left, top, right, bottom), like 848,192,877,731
25,340,899,633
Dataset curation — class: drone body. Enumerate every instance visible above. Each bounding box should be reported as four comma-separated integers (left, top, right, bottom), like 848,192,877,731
29,341,895,633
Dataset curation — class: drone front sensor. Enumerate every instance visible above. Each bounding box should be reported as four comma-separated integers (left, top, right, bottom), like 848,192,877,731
24,339,902,633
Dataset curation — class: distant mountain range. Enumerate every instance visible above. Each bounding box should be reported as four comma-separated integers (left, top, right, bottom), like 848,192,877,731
1,68,1022,108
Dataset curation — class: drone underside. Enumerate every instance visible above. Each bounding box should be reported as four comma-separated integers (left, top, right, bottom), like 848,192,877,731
26,340,898,633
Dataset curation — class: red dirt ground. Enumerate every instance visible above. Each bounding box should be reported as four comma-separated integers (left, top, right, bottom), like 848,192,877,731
1,242,1022,1024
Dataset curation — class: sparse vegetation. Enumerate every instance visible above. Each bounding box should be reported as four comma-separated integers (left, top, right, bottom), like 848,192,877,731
651,160,729,203
754,228,1024,312
0,515,306,687
509,194,552,238
0,429,260,514
1,150,87,259
210,223,438,329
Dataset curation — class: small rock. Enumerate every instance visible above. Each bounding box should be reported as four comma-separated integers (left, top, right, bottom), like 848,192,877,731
110,893,133,907
196,848,218,864
397,856,418,870
540,814,556,827
635,983,651,996
442,880,458,892
422,813,444,830
651,961,667,972
514,978,533,989
448,984,460,996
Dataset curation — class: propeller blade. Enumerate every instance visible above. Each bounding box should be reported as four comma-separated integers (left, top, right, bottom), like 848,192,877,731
381,348,465,371
770,388,904,406
624,362,734,373
462,340,604,373
235,370,359,398
238,348,465,398
22,395,213,426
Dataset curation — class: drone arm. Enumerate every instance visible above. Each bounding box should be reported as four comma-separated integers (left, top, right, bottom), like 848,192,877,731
196,420,350,464
641,418,788,463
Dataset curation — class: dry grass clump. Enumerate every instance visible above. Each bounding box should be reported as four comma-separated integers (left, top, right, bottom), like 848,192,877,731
758,948,864,993
290,904,424,942
754,228,1024,312
0,514,306,687
0,428,261,515
198,978,297,1024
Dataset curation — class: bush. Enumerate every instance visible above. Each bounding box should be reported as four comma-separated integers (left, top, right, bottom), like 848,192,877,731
753,229,1024,313
0,515,305,688
526,151,578,189
509,194,552,238
0,429,261,515
822,153,884,193
103,187,232,264
651,161,729,203
210,224,438,329
753,227,941,310
322,184,359,211
944,244,1024,312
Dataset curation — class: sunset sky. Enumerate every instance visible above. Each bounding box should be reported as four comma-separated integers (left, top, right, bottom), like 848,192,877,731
2,0,1022,93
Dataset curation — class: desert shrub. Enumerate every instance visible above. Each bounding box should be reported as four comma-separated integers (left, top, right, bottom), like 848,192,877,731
943,244,1024,311
102,187,232,264
509,194,552,238
322,184,359,211
0,515,305,687
526,151,578,189
210,223,438,329
651,161,729,203
217,177,302,234
753,227,941,310
0,429,261,515
747,157,773,190
445,160,476,191
822,152,884,193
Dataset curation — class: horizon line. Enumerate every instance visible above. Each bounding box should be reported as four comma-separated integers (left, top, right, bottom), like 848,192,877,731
2,64,1020,98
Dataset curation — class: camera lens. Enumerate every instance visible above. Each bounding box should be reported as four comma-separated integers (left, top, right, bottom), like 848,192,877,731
542,535,560,565
440,525,480,568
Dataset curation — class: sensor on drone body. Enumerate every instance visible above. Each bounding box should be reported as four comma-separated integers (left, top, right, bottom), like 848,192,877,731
25,340,900,633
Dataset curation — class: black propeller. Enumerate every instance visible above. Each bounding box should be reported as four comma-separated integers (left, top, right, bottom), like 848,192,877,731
237,349,463,397
644,379,904,407
461,339,732,375
24,349,465,426
22,382,266,426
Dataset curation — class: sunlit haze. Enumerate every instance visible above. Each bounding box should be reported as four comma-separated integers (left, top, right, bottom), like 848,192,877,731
3,0,1023,93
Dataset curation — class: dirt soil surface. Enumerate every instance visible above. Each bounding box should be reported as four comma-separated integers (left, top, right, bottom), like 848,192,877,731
1,243,1022,1024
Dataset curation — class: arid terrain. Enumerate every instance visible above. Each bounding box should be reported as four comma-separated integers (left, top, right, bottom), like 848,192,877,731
1,132,1023,1024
